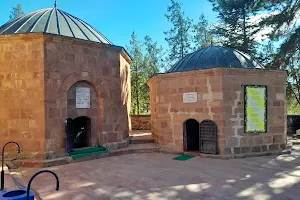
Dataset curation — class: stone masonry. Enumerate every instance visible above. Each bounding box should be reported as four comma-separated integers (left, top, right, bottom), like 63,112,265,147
148,68,287,155
0,33,131,160
131,115,151,130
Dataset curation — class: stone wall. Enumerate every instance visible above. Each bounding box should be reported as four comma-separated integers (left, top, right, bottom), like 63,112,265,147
148,69,224,152
148,68,287,155
43,34,132,158
131,115,151,130
0,34,46,159
222,69,287,155
0,33,131,160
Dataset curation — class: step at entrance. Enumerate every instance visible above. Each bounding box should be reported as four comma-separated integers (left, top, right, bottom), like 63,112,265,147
130,135,154,144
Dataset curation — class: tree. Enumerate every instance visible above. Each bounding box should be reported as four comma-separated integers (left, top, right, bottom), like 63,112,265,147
193,13,214,49
286,52,300,105
164,0,193,64
254,0,300,68
142,36,164,112
209,0,260,55
127,33,163,114
256,41,276,66
127,32,145,115
254,0,300,106
144,36,164,78
9,4,24,20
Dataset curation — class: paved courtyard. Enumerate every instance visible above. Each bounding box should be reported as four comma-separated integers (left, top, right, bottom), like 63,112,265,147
15,147,300,200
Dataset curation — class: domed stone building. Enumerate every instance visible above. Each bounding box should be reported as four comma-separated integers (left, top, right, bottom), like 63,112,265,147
0,8,131,162
148,46,287,157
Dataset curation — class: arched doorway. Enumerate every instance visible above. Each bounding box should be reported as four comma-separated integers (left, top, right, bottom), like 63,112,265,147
66,81,99,149
184,119,200,151
73,116,91,148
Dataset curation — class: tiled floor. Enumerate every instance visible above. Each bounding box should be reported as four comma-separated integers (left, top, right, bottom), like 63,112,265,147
15,147,300,200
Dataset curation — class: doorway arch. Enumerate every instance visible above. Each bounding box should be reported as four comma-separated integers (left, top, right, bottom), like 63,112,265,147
67,81,99,148
184,119,200,151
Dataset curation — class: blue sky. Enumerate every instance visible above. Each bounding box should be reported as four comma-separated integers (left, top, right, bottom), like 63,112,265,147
0,0,218,49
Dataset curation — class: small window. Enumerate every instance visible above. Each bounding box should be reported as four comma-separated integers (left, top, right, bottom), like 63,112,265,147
244,85,267,133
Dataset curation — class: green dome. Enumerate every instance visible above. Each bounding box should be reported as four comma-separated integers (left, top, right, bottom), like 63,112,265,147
0,8,112,44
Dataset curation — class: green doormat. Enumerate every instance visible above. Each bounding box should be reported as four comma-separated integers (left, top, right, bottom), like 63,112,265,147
69,146,109,160
173,154,195,161
69,146,107,156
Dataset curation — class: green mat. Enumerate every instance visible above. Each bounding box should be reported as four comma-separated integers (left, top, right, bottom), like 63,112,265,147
69,146,109,159
69,146,107,156
173,154,195,161
70,150,109,160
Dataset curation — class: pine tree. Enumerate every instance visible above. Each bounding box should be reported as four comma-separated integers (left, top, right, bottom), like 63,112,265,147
254,0,300,68
127,33,163,114
209,0,260,55
254,0,299,105
144,36,163,78
164,0,193,63
141,36,164,113
9,4,24,20
193,13,214,49
127,32,145,115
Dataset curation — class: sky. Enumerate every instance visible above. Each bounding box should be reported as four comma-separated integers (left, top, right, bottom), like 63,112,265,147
0,0,218,49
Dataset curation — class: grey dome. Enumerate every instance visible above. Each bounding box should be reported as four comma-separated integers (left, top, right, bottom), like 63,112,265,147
168,46,264,73
0,8,112,44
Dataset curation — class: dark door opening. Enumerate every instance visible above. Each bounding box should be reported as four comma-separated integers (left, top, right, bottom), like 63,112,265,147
184,119,200,151
73,116,91,149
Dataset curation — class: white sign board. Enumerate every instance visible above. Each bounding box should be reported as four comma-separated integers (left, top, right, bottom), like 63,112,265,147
183,92,197,103
76,87,90,108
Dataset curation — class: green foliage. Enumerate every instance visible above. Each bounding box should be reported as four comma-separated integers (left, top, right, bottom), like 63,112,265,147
9,4,24,20
164,0,193,63
192,13,214,49
127,32,163,114
254,0,300,68
287,97,300,115
128,0,300,113
254,0,300,107
209,0,260,55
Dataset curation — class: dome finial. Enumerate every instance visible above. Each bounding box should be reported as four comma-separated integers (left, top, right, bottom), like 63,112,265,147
54,0,57,8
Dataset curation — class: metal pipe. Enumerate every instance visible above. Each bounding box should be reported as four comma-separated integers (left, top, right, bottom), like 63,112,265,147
1,142,20,190
27,170,59,200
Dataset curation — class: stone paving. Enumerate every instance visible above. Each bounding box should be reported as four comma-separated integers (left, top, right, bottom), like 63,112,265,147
13,147,300,200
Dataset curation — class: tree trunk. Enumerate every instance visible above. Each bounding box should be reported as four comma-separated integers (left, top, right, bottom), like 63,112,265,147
135,64,140,115
180,18,184,58
243,5,247,52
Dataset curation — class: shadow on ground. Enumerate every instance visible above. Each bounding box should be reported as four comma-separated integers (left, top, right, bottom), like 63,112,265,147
15,147,300,200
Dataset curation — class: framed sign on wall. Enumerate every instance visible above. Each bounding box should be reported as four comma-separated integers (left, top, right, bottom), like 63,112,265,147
76,87,90,109
244,85,267,133
183,92,197,103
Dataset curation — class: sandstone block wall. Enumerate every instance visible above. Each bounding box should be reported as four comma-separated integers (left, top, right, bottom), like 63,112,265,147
148,69,224,152
131,115,151,130
148,68,287,155
43,34,131,158
0,33,131,160
222,69,287,155
0,34,46,159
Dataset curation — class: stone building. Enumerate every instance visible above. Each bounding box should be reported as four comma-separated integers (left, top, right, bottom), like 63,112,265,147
0,8,131,160
148,46,287,157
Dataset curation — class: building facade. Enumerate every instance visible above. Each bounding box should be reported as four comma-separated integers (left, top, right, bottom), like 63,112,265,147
148,46,287,156
0,8,131,160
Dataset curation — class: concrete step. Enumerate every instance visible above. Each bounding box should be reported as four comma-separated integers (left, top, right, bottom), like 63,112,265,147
130,135,155,144
72,143,159,163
